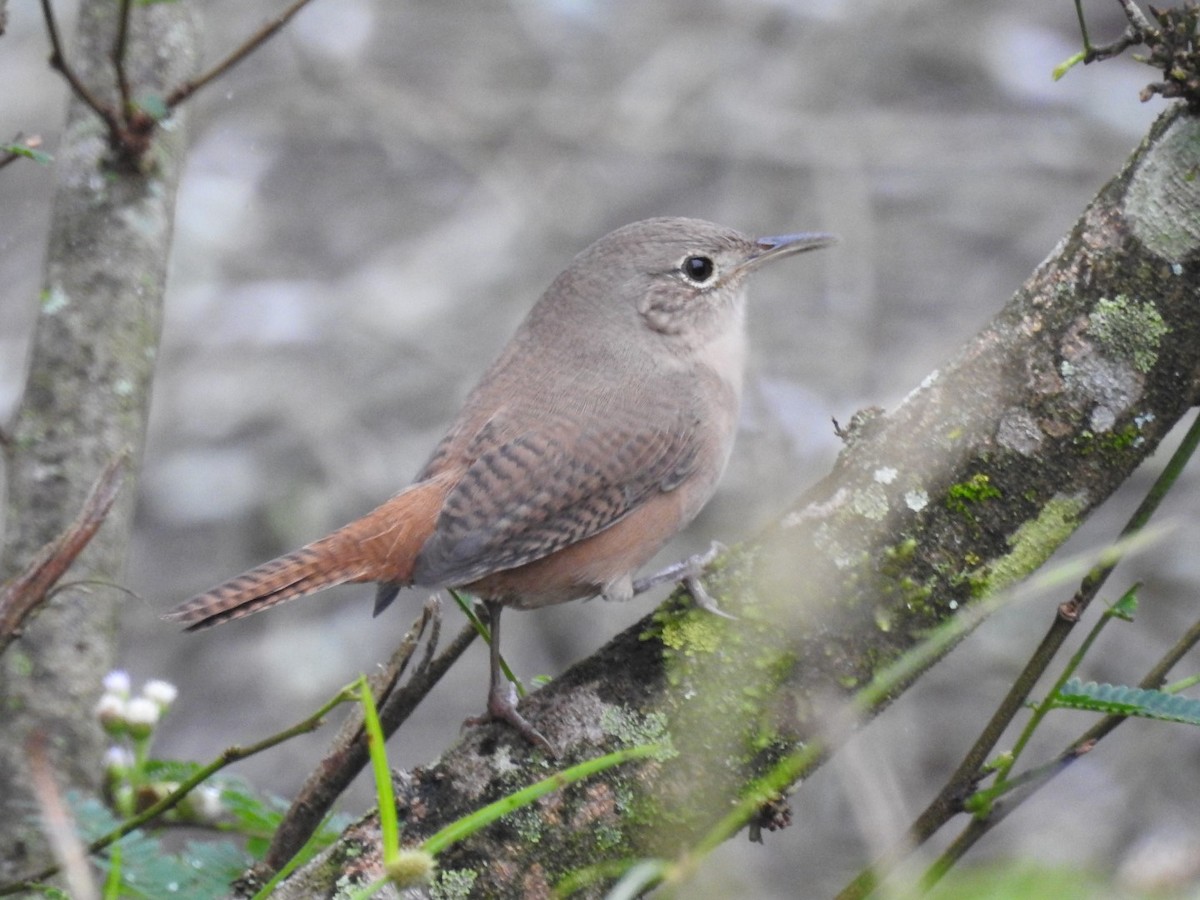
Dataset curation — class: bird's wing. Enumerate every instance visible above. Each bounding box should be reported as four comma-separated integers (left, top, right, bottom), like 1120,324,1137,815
411,397,702,588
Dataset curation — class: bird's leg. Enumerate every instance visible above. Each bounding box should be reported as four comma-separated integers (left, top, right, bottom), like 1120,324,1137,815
464,600,556,755
632,541,736,620
632,540,726,592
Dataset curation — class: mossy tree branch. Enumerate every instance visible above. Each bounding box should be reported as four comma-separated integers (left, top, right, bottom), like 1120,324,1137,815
265,105,1200,898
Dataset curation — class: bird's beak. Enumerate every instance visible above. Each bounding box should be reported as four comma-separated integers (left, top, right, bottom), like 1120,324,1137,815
740,231,838,272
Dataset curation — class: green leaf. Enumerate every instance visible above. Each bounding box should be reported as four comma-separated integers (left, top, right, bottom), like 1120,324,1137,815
216,782,348,859
1107,582,1140,621
69,792,123,840
449,589,526,697
603,859,671,900
142,758,206,783
1053,678,1200,725
20,885,72,899
66,792,250,900
219,786,287,856
1052,51,1086,81
928,860,1110,899
2,143,53,164
104,843,121,900
252,811,341,900
178,840,255,892
134,93,169,121
357,674,400,865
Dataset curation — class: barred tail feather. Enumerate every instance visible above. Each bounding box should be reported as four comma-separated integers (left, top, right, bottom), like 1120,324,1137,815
165,475,453,631
164,546,366,631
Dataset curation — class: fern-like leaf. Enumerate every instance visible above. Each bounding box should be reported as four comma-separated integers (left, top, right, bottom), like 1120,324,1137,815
66,792,250,899
1052,678,1200,725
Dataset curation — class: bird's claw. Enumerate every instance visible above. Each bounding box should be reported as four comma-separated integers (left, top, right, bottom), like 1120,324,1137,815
682,573,737,620
463,680,557,756
633,540,737,619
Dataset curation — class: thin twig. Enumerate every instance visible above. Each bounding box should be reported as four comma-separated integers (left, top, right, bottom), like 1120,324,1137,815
1118,0,1155,34
257,600,438,873
26,733,98,900
255,606,477,878
112,0,134,113
376,619,477,737
1085,28,1143,63
1083,0,1156,63
0,453,128,655
165,0,319,109
920,606,1200,889
1074,0,1092,52
38,0,122,137
913,412,1200,889
415,596,442,677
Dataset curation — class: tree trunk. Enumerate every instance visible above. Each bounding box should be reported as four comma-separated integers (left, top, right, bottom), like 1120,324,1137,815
267,105,1200,898
0,1,196,877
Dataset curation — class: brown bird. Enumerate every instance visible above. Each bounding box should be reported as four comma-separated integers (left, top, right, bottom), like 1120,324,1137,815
166,217,835,751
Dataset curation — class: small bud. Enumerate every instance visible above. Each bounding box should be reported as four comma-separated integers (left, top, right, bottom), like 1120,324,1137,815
95,693,128,734
103,745,134,775
185,785,224,824
135,783,173,814
102,670,132,697
102,746,134,808
111,784,135,817
384,849,436,888
142,679,178,710
125,696,160,738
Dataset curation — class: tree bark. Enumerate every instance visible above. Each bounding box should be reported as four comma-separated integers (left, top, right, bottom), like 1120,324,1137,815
266,105,1200,898
0,1,196,877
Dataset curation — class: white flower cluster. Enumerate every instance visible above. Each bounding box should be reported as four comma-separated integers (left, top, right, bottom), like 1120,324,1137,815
95,670,179,739
97,670,225,824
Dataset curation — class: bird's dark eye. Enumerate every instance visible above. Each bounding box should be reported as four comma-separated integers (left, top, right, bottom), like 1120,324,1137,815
680,255,716,284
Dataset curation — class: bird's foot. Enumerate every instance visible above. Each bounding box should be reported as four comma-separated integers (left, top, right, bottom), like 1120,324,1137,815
681,571,736,620
632,541,736,620
464,680,557,756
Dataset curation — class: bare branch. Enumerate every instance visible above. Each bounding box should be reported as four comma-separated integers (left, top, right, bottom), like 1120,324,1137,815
166,0,320,109
38,0,122,139
26,734,97,900
112,0,134,113
253,605,478,881
1119,0,1156,34
0,454,127,656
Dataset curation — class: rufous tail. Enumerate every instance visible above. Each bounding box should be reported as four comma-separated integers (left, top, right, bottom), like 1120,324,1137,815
164,476,451,630
164,541,365,630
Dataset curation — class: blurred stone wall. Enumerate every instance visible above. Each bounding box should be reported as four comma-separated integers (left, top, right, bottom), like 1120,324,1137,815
2,1,1194,895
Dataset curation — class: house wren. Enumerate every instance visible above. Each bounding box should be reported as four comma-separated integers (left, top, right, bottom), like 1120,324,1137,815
166,217,835,752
